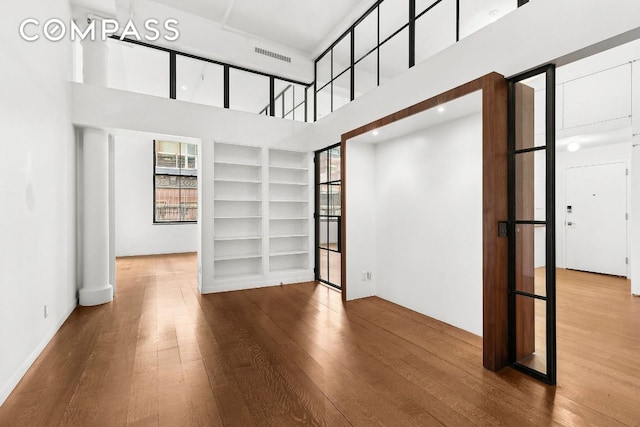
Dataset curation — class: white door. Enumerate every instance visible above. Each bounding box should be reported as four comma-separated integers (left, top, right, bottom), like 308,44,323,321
565,162,627,276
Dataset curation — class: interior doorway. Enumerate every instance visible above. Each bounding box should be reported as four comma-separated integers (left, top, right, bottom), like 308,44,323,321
315,143,342,290
565,162,628,276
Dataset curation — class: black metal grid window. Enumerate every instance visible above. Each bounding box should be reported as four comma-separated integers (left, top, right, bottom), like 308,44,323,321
107,36,313,122
153,140,198,224
315,143,342,290
314,0,531,121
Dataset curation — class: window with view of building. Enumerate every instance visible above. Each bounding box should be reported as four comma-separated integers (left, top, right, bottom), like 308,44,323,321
154,141,198,223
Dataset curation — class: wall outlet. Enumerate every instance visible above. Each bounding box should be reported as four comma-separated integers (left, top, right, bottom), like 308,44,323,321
361,271,367,281
44,304,49,319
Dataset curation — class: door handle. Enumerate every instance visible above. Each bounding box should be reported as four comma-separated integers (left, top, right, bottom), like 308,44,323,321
567,221,576,226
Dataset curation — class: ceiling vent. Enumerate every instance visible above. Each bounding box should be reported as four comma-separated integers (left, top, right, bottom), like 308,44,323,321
255,47,291,63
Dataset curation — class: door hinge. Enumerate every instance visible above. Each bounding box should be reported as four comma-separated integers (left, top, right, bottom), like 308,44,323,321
626,257,629,265
626,213,629,220
626,168,629,176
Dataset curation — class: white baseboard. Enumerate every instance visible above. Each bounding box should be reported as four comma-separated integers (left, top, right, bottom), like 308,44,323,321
0,298,78,407
202,271,314,295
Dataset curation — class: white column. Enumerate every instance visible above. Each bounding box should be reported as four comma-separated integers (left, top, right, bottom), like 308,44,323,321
80,128,114,306
79,34,113,305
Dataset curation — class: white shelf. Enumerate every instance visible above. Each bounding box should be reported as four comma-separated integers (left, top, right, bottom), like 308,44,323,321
269,200,308,203
215,216,262,219
214,178,262,184
213,142,266,282
270,217,309,221
214,236,262,241
270,234,308,239
214,254,262,262
215,160,261,168
214,199,262,202
270,251,308,257
269,165,308,171
268,267,310,274
270,181,308,186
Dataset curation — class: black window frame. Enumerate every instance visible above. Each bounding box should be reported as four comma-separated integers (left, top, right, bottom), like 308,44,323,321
153,140,199,224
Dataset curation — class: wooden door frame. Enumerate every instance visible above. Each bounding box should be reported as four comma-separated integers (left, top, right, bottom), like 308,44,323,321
340,72,510,371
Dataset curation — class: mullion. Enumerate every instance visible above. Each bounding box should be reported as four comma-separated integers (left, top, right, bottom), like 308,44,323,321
379,22,410,48
514,145,546,155
544,65,557,385
513,290,547,301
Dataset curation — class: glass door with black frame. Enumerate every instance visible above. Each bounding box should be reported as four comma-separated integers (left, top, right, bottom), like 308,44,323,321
508,64,557,385
315,144,342,290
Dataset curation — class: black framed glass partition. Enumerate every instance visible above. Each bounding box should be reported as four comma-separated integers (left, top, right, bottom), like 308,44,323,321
508,64,556,384
315,143,342,289
105,36,313,122
314,0,530,120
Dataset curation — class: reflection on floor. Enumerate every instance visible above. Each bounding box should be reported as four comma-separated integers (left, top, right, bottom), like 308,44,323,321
318,245,341,288
1,255,639,425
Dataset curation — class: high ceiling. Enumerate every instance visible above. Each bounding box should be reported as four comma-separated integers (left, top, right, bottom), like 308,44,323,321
146,0,368,53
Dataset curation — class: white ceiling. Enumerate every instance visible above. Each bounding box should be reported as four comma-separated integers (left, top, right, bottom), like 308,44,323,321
350,91,482,145
146,0,369,53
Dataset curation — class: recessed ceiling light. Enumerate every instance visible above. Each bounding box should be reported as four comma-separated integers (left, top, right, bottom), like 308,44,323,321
567,142,580,152
489,9,499,21
437,107,445,113
372,130,379,136
181,85,188,90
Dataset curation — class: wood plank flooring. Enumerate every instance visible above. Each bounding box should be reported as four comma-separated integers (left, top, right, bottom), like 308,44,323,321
1,253,640,426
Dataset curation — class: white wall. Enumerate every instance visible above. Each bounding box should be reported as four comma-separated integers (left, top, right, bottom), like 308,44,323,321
114,136,197,257
0,0,77,406
347,114,483,335
555,143,632,272
631,61,640,295
346,143,377,300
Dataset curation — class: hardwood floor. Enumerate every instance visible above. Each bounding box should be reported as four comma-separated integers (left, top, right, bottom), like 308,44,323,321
1,254,640,426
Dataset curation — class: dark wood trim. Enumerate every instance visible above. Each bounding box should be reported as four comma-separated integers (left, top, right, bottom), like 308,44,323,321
340,139,347,302
340,71,510,370
480,73,509,371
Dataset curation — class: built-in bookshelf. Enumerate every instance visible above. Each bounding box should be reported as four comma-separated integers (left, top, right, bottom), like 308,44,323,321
268,149,310,273
213,142,263,280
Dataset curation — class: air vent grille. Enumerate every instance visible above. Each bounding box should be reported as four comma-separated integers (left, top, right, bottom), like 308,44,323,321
255,47,291,63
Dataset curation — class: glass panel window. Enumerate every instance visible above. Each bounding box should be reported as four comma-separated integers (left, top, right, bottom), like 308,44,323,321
154,141,198,223
317,52,332,89
229,69,270,114
317,83,332,120
274,79,291,119
379,28,409,85
333,34,351,78
333,71,351,112
106,38,169,97
355,50,378,99
415,0,456,64
379,0,409,43
176,56,224,108
306,85,315,122
355,8,378,61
